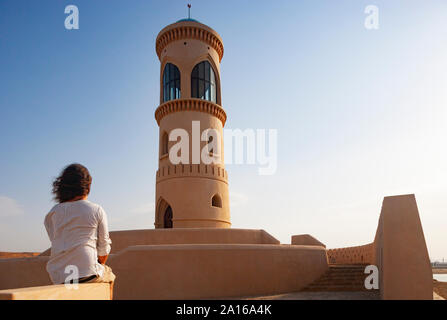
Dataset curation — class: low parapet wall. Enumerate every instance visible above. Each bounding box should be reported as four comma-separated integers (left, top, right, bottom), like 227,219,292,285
327,243,374,265
0,243,327,299
0,283,111,300
0,256,51,290
40,228,280,256
108,228,280,254
108,244,328,299
1,229,281,292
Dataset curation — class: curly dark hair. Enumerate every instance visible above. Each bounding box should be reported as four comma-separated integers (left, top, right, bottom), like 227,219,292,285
52,163,92,203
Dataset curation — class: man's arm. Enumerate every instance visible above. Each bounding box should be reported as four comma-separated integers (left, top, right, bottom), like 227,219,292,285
97,206,112,264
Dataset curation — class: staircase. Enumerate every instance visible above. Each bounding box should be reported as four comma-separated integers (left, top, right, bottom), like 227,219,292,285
302,264,378,292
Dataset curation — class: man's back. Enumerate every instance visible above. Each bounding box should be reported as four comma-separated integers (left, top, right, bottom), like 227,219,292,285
44,199,112,284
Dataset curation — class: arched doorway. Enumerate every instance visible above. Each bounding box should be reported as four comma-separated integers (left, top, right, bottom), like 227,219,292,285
156,197,173,229
164,206,173,228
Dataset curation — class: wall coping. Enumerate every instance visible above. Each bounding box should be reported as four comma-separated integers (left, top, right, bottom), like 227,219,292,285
0,283,111,300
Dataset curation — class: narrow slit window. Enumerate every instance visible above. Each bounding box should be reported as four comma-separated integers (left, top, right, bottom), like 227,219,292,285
161,132,169,156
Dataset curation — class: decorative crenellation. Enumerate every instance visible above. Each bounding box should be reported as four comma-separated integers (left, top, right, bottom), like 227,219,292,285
326,243,374,265
156,24,224,62
156,164,228,184
155,98,227,126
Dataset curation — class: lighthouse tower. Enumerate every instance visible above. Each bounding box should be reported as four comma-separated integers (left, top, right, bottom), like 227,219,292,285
154,17,230,229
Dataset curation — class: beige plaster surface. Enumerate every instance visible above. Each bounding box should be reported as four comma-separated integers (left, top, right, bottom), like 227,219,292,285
40,228,280,256
433,292,445,300
108,228,279,253
3,229,281,292
0,283,110,300
0,256,51,290
108,244,328,300
373,194,433,300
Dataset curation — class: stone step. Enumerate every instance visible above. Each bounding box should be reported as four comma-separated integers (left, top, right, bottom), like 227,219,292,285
326,270,366,276
306,284,367,289
317,276,365,281
308,283,365,288
320,272,365,276
321,272,366,276
327,268,366,271
302,286,374,292
320,274,364,277
311,279,365,284
300,264,373,292
327,268,365,271
319,276,365,280
329,264,368,268
329,266,367,269
327,268,367,272
316,280,365,284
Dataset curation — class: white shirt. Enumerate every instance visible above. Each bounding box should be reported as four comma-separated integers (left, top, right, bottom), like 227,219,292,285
44,200,112,284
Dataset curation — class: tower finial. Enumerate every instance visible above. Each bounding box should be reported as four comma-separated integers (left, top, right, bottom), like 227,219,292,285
187,4,191,19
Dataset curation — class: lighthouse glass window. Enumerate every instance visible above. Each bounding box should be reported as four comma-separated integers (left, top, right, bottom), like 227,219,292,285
163,63,181,102
191,61,216,103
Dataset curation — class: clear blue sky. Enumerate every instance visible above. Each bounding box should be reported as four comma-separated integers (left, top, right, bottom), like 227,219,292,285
1,0,446,261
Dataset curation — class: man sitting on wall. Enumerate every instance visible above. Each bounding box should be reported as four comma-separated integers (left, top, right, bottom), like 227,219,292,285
44,163,116,298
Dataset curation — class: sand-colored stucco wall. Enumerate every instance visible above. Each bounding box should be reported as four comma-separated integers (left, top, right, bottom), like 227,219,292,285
158,110,226,167
0,256,51,290
1,242,328,300
324,194,433,299
108,228,279,253
3,228,280,291
2,195,432,299
373,194,433,300
108,244,328,300
39,228,280,256
155,110,230,228
291,234,326,248
0,283,110,300
321,194,432,299
156,176,230,228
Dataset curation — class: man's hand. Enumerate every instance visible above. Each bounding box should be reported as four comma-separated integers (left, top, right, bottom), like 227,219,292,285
98,255,108,265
